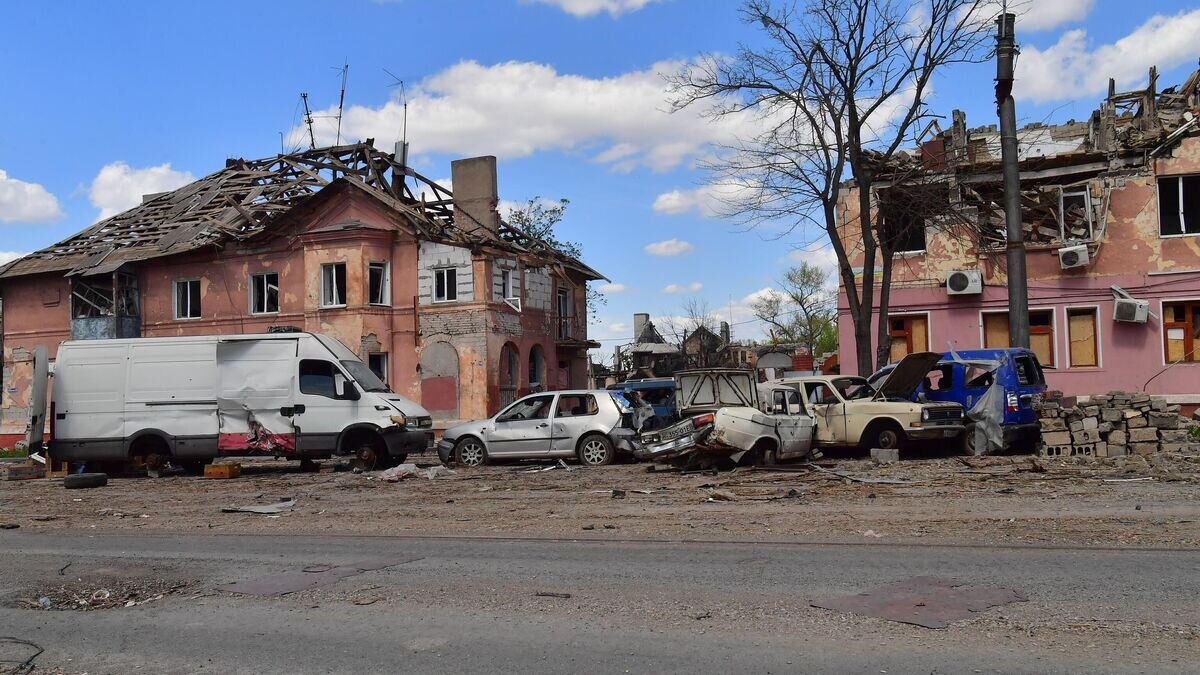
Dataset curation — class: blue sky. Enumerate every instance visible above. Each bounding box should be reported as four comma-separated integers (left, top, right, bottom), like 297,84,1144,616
2,0,1198,356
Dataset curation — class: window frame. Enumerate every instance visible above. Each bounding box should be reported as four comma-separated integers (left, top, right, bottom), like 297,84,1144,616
249,271,280,315
367,352,388,384
554,394,599,418
320,262,347,308
433,267,458,303
1059,187,1093,241
886,312,931,361
1160,298,1200,365
367,261,390,306
1158,175,1200,238
298,359,341,399
501,268,515,300
1065,305,1101,368
979,307,1057,368
173,278,202,320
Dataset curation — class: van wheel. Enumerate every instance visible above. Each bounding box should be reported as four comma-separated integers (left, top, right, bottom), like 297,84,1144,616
962,422,979,455
577,434,614,466
350,441,392,472
453,437,487,467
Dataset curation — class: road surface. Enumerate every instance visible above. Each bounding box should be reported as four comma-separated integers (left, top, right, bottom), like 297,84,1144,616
1,532,1197,673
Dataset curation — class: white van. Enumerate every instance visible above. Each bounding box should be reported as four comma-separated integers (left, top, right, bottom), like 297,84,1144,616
32,332,432,470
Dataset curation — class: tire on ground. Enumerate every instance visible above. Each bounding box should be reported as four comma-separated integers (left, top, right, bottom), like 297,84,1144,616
64,473,108,489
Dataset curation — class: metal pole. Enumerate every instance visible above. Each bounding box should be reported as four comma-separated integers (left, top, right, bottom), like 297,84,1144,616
996,12,1029,348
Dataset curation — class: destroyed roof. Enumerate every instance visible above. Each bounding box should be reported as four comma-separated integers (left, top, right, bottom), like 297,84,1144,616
0,141,604,281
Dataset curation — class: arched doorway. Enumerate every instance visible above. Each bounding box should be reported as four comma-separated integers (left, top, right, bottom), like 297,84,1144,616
528,344,546,392
499,342,519,408
419,341,459,420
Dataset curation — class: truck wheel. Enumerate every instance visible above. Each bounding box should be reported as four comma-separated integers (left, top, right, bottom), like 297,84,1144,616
577,434,614,466
64,473,108,489
453,437,487,467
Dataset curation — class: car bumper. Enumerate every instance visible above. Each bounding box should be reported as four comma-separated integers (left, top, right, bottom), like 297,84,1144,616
436,438,456,464
634,429,707,460
905,424,965,440
383,427,434,457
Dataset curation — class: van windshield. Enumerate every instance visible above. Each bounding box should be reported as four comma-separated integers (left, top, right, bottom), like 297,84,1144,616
340,359,390,393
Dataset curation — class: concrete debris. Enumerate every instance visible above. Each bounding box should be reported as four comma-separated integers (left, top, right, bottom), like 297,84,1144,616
221,498,296,515
378,464,457,482
1037,391,1198,460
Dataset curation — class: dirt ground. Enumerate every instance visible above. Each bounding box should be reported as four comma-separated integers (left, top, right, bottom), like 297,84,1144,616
4,451,1200,547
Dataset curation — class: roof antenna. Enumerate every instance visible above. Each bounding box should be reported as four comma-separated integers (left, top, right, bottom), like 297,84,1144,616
300,92,316,150
334,61,348,145
384,68,409,167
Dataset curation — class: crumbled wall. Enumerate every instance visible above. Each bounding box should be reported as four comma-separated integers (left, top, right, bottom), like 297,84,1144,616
418,242,474,304
492,257,521,301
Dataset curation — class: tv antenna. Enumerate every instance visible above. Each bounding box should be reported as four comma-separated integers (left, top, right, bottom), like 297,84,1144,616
384,68,409,166
334,61,348,145
300,92,316,149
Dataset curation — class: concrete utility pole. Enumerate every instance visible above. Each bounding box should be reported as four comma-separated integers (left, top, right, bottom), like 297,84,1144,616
996,11,1029,349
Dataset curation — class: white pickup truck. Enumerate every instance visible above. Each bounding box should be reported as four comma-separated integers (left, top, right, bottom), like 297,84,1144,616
634,369,817,464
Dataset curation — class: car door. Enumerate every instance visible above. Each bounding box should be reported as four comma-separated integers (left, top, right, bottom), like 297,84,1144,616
548,393,601,455
804,382,846,444
488,394,556,457
769,388,813,460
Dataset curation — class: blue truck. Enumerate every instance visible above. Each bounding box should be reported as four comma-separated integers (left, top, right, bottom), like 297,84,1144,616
867,348,1047,453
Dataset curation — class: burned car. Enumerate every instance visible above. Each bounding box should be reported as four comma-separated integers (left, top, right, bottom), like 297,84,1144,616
438,390,643,467
635,369,817,465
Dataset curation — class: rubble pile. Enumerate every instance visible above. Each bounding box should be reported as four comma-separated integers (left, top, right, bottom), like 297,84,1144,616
1037,391,1200,458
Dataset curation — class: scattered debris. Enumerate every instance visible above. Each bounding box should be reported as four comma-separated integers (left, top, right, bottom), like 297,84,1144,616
63,472,108,489
31,515,57,522
58,562,71,576
204,464,242,480
0,636,43,674
611,489,626,499
862,530,883,538
221,498,296,515
582,524,596,531
812,576,1026,629
16,578,193,611
216,557,422,597
705,489,737,502
693,610,712,620
0,524,19,530
535,592,572,599
352,597,382,606
1103,477,1155,483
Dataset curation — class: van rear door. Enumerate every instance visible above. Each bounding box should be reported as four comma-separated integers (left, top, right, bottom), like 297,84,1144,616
25,346,49,452
216,339,297,453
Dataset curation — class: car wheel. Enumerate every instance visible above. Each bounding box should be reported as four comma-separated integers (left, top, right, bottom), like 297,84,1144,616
454,437,488,467
577,434,614,466
64,473,108,489
871,424,903,450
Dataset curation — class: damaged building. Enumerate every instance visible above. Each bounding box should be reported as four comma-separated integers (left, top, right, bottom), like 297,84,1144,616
0,142,603,446
837,67,1200,404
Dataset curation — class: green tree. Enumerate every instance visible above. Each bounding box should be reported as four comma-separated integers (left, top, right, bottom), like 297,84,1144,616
752,260,838,359
505,197,606,318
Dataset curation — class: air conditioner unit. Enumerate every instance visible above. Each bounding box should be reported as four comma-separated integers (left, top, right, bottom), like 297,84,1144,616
1113,297,1149,323
504,297,522,312
1058,244,1090,269
946,270,983,295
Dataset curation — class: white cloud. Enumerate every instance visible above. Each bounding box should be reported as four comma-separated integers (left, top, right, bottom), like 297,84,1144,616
1019,9,1200,103
607,321,629,334
663,282,703,294
0,251,28,266
0,170,62,224
644,238,694,256
597,282,627,294
89,162,195,221
1017,0,1094,31
652,182,762,218
294,59,758,173
525,0,661,17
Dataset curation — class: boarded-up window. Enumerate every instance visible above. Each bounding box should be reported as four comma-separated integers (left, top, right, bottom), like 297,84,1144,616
888,315,928,362
1164,302,1200,363
984,309,1054,367
1067,308,1098,367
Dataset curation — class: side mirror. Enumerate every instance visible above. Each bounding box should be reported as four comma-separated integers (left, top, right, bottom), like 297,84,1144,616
334,373,346,398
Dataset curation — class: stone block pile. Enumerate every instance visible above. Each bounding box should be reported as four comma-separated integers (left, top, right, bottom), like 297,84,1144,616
1036,391,1199,458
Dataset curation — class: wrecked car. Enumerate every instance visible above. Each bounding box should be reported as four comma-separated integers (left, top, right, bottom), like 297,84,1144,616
34,332,433,472
767,352,965,451
438,390,641,467
867,348,1047,454
636,369,816,464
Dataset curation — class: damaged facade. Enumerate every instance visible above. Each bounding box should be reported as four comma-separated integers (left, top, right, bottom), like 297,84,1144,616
837,67,1200,403
0,142,603,444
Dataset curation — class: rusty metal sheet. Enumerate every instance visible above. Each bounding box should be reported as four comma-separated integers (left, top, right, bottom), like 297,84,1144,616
812,576,1026,629
215,556,423,596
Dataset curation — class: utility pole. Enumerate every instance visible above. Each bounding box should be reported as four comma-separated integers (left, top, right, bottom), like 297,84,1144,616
996,11,1029,349
300,92,317,150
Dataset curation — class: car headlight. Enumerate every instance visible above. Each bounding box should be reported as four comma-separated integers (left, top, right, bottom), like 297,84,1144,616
921,408,930,422
390,414,407,427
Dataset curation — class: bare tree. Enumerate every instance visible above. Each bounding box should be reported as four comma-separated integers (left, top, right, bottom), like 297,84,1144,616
505,197,607,319
659,298,724,368
752,260,837,357
669,0,992,373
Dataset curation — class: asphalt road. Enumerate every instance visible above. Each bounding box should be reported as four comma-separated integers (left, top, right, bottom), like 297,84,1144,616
1,532,1198,674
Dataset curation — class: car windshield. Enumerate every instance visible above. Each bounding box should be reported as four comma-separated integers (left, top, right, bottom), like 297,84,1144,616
339,359,390,393
834,377,876,400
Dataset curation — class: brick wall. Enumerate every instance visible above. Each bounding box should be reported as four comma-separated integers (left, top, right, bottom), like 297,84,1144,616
417,241,474,305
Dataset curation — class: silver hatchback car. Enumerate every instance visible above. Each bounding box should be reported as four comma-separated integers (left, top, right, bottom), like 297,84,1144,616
438,390,642,466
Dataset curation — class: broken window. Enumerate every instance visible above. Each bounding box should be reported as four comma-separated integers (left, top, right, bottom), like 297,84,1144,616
368,262,389,305
888,315,929,362
1059,189,1093,241
878,184,946,253
1067,307,1099,367
250,272,279,314
557,287,573,339
368,353,388,383
529,345,545,388
434,268,457,302
174,279,201,319
320,263,346,307
1163,301,1200,362
983,309,1054,367
501,269,514,299
1158,175,1200,236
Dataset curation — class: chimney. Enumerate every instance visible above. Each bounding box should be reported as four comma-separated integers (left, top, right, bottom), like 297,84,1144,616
451,156,500,237
720,321,731,346
633,313,649,341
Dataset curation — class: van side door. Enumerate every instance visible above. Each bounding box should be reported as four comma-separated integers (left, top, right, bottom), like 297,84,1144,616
216,339,298,454
292,357,358,453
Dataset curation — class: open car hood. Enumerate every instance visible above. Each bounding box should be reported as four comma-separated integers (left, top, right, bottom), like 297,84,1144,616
873,351,942,401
